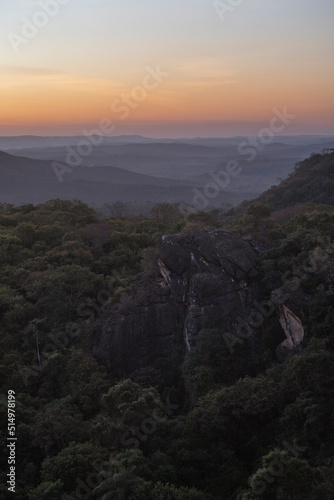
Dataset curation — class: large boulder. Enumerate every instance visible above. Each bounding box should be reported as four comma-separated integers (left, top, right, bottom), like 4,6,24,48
92,229,261,383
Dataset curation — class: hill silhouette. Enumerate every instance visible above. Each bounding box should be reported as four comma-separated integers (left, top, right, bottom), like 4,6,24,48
241,150,334,212
0,150,249,207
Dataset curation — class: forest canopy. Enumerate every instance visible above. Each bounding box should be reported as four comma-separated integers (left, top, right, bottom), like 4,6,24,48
1,152,334,499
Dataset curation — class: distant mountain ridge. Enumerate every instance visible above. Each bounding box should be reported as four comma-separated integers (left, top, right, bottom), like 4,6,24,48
1,134,333,150
250,150,334,210
0,150,251,207
1,138,333,208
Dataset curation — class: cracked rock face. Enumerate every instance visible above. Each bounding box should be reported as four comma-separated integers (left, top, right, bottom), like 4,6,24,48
92,229,261,383
276,305,305,362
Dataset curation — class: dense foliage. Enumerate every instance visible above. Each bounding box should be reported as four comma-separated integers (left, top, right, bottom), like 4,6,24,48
1,152,334,499
232,150,334,215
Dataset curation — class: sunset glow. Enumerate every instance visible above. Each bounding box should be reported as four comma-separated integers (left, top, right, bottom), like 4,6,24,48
1,0,333,137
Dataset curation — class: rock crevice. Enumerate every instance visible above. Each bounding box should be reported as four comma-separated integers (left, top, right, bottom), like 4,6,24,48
93,229,261,382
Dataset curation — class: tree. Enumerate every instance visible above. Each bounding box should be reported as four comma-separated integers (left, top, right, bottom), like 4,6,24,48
182,329,251,403
23,264,106,326
108,201,129,219
241,449,332,500
151,203,182,226
101,379,162,429
246,203,271,229
32,399,88,455
28,480,63,500
41,442,108,493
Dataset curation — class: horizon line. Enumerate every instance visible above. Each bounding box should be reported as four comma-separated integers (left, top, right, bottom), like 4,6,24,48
1,133,334,139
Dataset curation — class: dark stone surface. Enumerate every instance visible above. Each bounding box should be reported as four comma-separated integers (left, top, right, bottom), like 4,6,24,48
92,229,262,384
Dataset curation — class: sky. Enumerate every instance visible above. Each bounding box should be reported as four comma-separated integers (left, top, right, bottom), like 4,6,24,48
0,0,333,137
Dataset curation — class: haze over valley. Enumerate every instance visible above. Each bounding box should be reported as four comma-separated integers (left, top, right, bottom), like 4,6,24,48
1,134,333,209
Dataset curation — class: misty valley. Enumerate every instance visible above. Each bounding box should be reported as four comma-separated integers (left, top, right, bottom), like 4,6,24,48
1,135,333,211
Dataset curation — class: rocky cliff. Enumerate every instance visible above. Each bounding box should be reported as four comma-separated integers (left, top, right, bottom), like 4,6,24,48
92,229,265,384
276,305,305,362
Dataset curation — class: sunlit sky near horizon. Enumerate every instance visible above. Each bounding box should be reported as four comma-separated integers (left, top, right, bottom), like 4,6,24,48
0,0,333,137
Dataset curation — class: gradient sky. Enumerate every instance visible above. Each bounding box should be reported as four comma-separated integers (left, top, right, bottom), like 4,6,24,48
0,0,333,137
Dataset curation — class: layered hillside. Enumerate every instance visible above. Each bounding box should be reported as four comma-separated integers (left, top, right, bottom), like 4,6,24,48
254,150,334,210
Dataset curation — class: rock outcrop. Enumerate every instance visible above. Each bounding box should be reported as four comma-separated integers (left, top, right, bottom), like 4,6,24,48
92,229,262,383
276,305,304,362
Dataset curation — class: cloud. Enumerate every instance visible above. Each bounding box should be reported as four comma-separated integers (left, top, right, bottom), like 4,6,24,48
0,65,61,76
0,66,125,95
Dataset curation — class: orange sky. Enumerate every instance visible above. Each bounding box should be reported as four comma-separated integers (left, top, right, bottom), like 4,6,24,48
1,1,333,137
